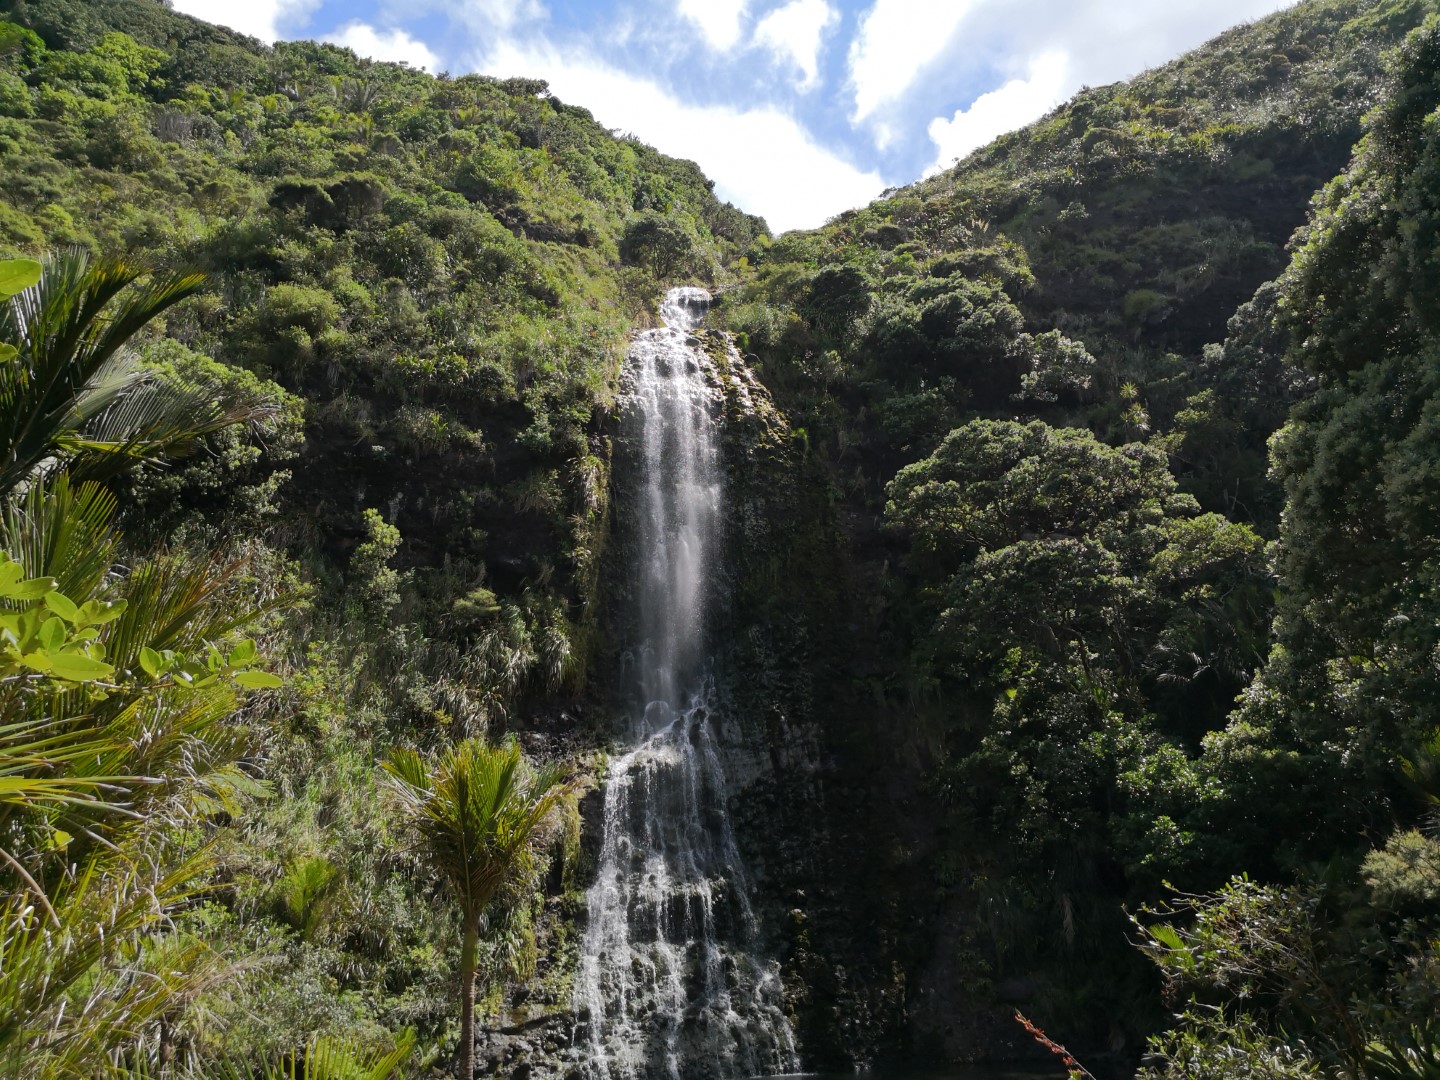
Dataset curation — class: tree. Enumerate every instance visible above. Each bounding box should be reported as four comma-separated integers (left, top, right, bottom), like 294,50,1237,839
381,737,564,1080
1134,20,1440,1073
620,211,701,278
1200,13,1440,864
881,418,1271,1024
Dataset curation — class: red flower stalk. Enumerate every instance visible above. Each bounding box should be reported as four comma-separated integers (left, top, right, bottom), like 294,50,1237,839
1013,1010,1097,1079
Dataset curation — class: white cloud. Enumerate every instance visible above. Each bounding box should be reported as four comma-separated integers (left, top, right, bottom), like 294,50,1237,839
381,0,545,32
168,0,319,42
325,22,442,70
677,0,749,51
463,0,546,30
926,49,1067,173
848,0,975,124
963,0,1293,85
480,41,883,231
754,0,837,91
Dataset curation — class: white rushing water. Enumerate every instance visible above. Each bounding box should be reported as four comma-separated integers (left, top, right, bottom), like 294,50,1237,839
573,289,799,1079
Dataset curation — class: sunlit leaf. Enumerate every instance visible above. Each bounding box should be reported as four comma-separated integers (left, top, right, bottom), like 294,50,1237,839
0,574,59,601
0,257,41,298
44,590,80,622
49,650,114,681
77,598,126,627
227,637,257,666
37,615,65,651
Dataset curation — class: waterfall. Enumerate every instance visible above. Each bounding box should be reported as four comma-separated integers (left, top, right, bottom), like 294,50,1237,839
573,288,799,1080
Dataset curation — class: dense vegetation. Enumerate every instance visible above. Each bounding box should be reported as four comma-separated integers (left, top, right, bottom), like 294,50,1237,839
714,0,1440,1072
0,0,761,1072
7,0,1440,1075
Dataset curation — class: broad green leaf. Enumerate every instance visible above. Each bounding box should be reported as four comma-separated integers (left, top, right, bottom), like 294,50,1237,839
15,607,40,639
0,258,41,298
49,651,114,682
0,575,58,601
37,616,65,652
227,638,257,666
19,651,51,673
0,343,15,363
139,646,163,678
75,598,126,626
44,591,79,622
233,669,283,689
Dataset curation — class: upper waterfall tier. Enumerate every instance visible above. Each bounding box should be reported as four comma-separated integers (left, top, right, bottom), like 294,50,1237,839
629,287,722,709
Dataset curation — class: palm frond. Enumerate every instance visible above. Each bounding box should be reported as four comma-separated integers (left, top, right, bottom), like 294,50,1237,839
104,550,274,672
0,716,132,813
182,1028,416,1080
0,250,212,496
0,842,217,1076
304,1027,416,1080
0,474,119,599
62,358,287,486
381,737,566,925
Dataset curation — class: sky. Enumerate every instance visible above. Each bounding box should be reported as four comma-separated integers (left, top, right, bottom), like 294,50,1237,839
169,0,1298,232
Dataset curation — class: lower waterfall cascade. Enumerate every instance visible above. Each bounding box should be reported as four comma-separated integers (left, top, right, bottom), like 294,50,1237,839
571,288,801,1080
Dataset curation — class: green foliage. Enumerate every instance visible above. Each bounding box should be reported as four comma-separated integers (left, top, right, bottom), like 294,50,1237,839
6,0,1440,1071
1192,13,1440,874
120,339,305,540
1116,27,1440,1071
620,210,705,278
0,550,124,681
1136,868,1440,1079
274,854,344,941
697,0,1440,1062
0,0,763,720
0,242,301,1078
349,508,401,622
0,257,40,297
382,736,564,1080
1138,1008,1327,1079
1363,830,1440,908
0,481,286,1074
0,250,281,497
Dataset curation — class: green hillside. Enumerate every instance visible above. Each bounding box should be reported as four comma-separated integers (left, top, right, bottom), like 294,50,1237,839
0,0,764,1067
713,0,1440,1070
4,0,1440,1075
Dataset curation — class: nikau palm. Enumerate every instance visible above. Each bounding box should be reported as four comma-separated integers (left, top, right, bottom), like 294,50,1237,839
0,250,278,497
382,737,564,1080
